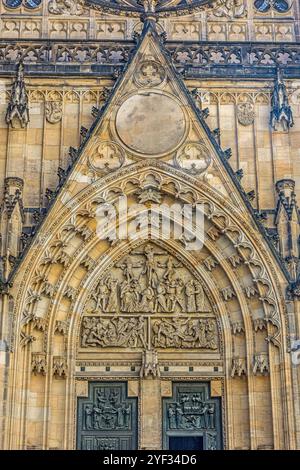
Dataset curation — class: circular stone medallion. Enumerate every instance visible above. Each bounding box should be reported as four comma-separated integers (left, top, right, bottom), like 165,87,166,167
115,93,186,157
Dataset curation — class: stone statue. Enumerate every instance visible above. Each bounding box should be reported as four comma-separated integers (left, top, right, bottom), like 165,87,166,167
185,280,196,312
6,62,29,129
270,70,294,131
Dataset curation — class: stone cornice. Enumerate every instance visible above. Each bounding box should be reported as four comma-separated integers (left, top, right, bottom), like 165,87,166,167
0,39,299,79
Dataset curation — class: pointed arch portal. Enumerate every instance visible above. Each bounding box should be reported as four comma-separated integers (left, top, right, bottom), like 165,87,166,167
2,22,296,450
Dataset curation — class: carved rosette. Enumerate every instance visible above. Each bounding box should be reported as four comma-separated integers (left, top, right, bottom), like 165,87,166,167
134,58,166,88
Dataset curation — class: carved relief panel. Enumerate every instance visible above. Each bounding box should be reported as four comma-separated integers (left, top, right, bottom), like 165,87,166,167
77,382,137,450
162,382,222,450
79,243,219,353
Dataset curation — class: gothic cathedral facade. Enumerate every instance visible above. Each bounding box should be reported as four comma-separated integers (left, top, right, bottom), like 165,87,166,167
0,0,300,450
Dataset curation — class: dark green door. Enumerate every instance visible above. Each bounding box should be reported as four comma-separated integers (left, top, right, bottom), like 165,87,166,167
77,382,138,450
163,382,222,450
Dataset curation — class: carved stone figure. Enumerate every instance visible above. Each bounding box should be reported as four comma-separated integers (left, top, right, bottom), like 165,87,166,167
166,393,216,430
185,280,196,312
151,317,218,349
87,243,211,314
270,70,294,131
6,62,29,128
81,316,147,348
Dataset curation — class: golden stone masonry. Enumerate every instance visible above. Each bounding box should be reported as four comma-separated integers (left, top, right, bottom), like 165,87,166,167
0,0,300,450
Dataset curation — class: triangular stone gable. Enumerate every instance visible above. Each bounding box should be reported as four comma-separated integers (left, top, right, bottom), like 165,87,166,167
8,21,286,283
48,21,254,212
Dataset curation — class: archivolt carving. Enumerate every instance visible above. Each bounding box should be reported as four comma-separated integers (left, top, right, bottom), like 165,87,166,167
12,163,285,360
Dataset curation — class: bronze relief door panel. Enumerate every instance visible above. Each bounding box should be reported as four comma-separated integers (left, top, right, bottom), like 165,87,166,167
77,382,138,450
163,382,222,450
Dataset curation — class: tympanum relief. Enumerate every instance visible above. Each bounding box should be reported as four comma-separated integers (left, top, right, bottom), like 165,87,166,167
80,243,218,351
